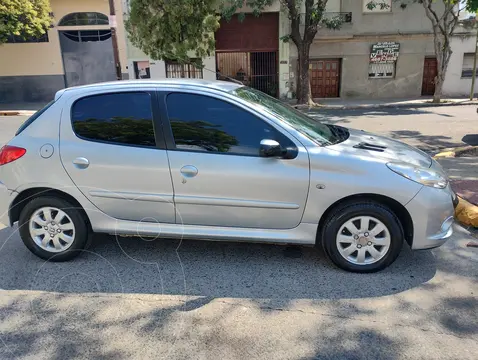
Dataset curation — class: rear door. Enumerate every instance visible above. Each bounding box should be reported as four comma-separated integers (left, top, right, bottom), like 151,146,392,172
59,89,175,223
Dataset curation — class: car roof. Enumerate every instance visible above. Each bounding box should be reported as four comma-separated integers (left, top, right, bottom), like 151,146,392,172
55,79,243,100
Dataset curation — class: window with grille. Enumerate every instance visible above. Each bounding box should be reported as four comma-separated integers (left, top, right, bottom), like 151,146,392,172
165,61,203,79
461,53,478,78
62,30,111,42
363,0,392,12
368,62,395,78
59,12,109,26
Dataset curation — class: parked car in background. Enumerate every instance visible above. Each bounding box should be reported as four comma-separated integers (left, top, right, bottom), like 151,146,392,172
0,80,456,272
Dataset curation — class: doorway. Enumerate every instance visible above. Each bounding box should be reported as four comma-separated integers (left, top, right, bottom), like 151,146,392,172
422,57,437,96
59,30,116,87
309,59,340,98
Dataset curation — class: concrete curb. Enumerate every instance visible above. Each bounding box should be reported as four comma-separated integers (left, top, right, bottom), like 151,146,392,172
0,110,36,117
294,100,478,111
455,196,478,228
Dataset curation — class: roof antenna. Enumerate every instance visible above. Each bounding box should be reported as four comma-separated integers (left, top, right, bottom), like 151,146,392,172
202,67,244,85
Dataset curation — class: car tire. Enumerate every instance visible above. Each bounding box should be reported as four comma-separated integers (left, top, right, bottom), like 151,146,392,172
18,196,90,262
321,201,403,273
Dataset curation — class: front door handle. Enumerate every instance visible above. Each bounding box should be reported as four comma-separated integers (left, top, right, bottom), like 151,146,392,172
180,165,198,178
73,157,90,169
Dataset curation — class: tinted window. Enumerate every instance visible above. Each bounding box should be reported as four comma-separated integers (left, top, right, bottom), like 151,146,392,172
166,93,293,156
71,92,156,147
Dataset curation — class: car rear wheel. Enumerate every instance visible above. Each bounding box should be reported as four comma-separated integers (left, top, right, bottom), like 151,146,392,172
19,197,90,261
321,201,403,273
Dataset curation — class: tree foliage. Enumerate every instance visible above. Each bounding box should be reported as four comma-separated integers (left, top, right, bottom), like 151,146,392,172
125,0,220,65
126,0,344,104
0,0,52,44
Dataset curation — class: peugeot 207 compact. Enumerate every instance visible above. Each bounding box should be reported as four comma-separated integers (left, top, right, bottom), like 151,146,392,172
0,80,456,272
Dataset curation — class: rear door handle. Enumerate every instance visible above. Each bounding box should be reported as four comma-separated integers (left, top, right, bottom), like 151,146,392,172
73,157,90,169
180,165,198,178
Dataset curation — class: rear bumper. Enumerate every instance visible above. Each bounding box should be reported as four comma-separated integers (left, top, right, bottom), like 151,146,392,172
406,184,455,250
0,181,13,227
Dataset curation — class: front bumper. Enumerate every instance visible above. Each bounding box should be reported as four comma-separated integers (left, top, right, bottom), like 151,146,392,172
0,181,13,227
406,183,455,250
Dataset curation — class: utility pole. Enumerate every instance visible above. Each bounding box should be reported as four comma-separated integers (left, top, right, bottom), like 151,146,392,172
108,0,122,80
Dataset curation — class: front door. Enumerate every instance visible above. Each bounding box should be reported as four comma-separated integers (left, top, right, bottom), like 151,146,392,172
162,92,310,229
310,59,340,98
422,57,437,96
59,90,175,223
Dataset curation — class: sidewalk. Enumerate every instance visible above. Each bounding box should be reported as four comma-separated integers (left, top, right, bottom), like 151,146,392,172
293,97,478,110
0,102,45,116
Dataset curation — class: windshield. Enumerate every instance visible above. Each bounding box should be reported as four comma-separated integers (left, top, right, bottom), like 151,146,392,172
231,87,347,146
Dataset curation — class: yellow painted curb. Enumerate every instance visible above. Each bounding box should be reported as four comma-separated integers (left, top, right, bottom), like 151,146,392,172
455,196,478,227
434,146,478,159
434,151,456,158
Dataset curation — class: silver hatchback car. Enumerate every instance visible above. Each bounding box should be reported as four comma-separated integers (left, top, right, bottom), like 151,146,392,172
0,80,456,272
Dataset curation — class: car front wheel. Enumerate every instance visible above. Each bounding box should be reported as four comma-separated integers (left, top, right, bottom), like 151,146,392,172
321,201,404,273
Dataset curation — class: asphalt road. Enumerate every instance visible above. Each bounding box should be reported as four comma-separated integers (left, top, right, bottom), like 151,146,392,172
0,107,477,359
306,105,478,152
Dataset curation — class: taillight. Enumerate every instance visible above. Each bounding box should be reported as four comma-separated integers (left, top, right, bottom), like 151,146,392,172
0,145,27,166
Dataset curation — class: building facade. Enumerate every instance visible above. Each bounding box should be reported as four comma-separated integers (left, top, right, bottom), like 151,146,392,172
124,0,447,100
287,0,441,99
442,22,478,97
0,0,128,104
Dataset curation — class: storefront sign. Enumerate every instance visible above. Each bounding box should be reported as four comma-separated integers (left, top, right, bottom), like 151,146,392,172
370,42,400,63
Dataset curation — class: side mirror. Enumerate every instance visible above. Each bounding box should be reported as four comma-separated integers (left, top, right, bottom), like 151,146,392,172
260,139,283,158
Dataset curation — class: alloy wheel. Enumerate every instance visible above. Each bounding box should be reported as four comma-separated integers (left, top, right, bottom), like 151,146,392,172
28,207,76,253
336,216,391,265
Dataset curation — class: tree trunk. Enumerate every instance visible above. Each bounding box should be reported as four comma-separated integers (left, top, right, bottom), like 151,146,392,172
432,48,452,103
296,42,313,105
433,73,445,103
431,28,452,103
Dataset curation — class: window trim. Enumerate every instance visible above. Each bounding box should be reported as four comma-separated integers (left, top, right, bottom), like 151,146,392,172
70,91,165,150
160,90,298,158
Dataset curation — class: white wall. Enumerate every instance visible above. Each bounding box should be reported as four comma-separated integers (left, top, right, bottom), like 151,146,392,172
443,35,478,97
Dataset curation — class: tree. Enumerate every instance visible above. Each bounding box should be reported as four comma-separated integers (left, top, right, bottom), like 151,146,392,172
222,1,344,105
0,0,52,44
125,0,220,65
126,0,344,105
369,0,472,103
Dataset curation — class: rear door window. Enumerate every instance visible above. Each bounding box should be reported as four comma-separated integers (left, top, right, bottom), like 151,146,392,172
71,92,156,148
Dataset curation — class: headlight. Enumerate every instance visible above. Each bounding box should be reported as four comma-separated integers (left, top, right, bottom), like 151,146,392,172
386,162,448,189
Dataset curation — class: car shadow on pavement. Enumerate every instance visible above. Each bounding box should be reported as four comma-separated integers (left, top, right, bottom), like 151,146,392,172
0,226,436,301
388,130,462,152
